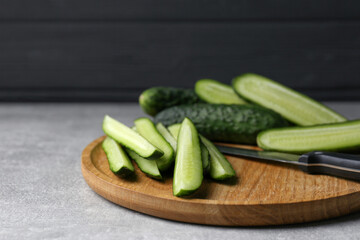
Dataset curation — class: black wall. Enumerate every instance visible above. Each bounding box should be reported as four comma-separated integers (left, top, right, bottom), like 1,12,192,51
1,0,360,101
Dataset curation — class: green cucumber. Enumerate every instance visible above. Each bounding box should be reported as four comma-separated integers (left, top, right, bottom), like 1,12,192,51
168,124,181,140
156,123,177,151
126,149,162,180
257,120,360,154
200,143,210,173
103,115,163,160
139,87,202,116
173,118,203,197
200,136,236,180
168,123,210,173
134,118,174,171
102,137,134,176
155,103,288,144
195,79,246,104
232,73,346,126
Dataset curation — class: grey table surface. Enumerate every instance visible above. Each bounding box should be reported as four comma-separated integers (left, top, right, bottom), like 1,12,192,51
1,102,360,240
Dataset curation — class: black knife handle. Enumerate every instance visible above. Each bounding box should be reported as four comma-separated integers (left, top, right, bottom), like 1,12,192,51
298,151,360,181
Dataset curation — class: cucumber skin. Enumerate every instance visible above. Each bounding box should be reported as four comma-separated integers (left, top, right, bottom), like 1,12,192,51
155,103,289,144
139,87,202,116
232,73,346,126
195,79,246,104
257,120,360,153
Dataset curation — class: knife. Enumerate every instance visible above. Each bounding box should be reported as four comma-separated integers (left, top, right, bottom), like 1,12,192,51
215,145,360,181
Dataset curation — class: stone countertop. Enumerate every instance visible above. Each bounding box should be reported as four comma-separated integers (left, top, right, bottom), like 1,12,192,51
1,102,360,240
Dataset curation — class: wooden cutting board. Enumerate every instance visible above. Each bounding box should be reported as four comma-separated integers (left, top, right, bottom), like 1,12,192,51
81,136,360,226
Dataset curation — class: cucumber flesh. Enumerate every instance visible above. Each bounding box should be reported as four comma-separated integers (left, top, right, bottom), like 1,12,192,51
103,115,163,160
257,119,360,154
195,79,246,104
102,137,134,176
173,118,203,197
156,123,177,151
168,123,181,140
168,123,209,171
169,123,232,177
232,73,346,126
200,136,236,180
134,118,174,171
126,149,162,180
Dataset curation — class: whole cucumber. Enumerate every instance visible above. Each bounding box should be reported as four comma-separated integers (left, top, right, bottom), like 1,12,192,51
139,87,202,116
154,103,289,144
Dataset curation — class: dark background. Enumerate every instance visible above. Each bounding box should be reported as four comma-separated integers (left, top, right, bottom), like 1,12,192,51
1,0,360,102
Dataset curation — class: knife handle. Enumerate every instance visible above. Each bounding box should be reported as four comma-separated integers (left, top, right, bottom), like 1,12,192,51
298,151,360,181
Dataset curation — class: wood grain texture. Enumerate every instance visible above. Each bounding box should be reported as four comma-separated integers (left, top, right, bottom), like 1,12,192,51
0,0,359,20
81,136,360,226
1,22,360,101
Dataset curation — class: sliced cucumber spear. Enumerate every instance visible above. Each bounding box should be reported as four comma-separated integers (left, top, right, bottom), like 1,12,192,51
103,115,163,160
200,143,210,173
195,79,246,104
102,137,134,176
258,119,360,154
168,123,208,173
126,149,162,180
156,123,177,151
173,118,203,197
168,124,182,140
200,136,236,180
169,123,233,178
232,73,346,126
134,118,174,172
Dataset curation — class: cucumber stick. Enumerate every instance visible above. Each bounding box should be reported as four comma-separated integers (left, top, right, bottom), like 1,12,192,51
233,73,346,126
173,118,203,197
134,118,174,172
200,136,236,180
103,115,163,160
258,120,360,154
156,123,177,151
126,149,162,180
200,143,210,173
169,123,234,179
168,123,209,172
195,79,246,104
102,137,134,176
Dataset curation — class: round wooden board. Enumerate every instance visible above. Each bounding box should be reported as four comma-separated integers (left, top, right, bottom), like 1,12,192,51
81,136,360,226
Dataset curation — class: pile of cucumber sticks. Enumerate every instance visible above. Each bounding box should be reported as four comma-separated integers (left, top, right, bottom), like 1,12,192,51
102,73,360,197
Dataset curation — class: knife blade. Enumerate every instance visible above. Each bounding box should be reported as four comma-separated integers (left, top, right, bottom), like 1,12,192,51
215,145,360,181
